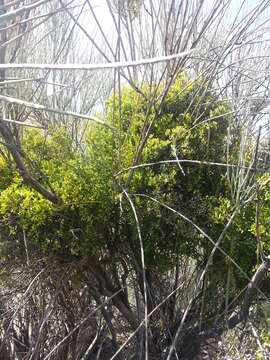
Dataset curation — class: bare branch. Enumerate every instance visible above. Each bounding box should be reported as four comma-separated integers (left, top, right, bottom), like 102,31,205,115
0,50,195,71
0,0,51,24
0,94,112,128
0,117,43,128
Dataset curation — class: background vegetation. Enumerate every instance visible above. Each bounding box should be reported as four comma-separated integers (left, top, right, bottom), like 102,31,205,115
1,1,270,359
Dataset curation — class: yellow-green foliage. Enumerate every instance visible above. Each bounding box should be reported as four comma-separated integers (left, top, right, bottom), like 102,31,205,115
208,173,270,291
0,154,14,190
0,74,230,270
251,175,270,256
0,126,114,257
98,75,230,268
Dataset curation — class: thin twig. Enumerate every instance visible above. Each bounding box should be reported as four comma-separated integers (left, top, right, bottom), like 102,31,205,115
116,159,269,177
122,189,148,360
43,287,125,360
